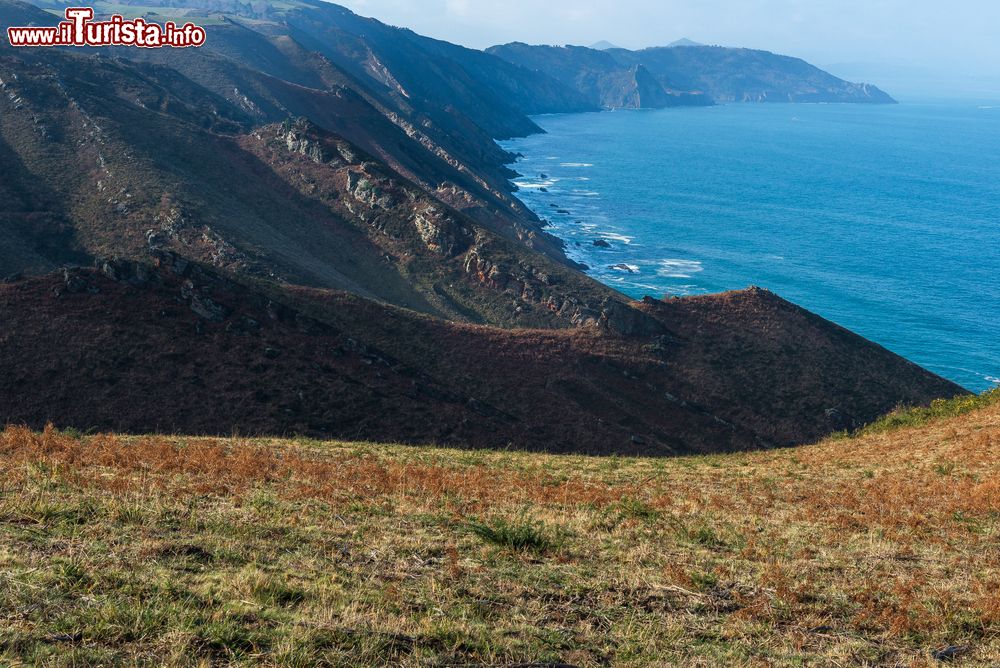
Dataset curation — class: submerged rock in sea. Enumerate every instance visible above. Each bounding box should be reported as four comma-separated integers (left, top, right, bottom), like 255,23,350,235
593,239,611,248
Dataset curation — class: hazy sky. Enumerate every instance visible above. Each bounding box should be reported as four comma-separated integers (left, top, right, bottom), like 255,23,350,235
335,0,1000,97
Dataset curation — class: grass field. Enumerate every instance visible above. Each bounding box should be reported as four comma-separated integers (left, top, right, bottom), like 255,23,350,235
1,392,999,666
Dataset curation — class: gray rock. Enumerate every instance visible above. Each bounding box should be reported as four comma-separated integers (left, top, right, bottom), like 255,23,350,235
190,295,229,322
932,645,970,662
61,268,87,294
824,407,855,432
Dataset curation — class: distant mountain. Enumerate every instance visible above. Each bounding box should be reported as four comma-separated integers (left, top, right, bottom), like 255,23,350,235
668,38,704,47
488,42,897,108
485,43,712,110
589,40,621,50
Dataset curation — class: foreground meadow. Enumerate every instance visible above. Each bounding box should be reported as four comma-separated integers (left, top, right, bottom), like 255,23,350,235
1,393,999,666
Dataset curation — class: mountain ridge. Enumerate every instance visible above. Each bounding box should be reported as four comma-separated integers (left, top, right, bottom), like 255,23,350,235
488,41,896,108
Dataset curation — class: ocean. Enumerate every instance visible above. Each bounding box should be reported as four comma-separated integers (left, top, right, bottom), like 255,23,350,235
499,101,1000,392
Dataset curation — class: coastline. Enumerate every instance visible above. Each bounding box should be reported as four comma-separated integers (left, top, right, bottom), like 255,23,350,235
501,136,710,300
499,105,1000,393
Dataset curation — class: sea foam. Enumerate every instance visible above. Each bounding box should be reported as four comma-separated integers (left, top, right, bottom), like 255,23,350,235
656,259,704,278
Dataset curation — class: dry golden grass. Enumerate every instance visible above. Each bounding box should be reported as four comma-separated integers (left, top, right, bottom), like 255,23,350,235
1,398,998,666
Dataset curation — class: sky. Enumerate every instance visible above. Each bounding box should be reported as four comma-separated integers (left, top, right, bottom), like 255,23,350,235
334,0,1000,98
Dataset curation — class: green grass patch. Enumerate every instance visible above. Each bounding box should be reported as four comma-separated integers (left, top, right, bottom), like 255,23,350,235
464,515,561,554
858,388,1000,436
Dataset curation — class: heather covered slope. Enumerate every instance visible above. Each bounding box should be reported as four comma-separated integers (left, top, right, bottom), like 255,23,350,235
1,394,997,665
0,259,964,453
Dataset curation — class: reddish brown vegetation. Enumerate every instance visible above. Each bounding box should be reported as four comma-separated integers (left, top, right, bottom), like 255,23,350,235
0,425,634,509
0,259,963,454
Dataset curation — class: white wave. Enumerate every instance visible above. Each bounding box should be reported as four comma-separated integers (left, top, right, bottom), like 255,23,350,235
559,162,594,167
571,190,600,197
936,364,1000,387
514,179,558,189
656,259,704,278
601,232,633,244
629,282,669,293
662,284,705,296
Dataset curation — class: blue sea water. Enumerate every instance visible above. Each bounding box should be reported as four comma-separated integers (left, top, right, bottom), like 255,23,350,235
499,101,1000,392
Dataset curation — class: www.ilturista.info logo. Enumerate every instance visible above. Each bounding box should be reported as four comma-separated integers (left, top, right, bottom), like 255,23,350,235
6,7,206,48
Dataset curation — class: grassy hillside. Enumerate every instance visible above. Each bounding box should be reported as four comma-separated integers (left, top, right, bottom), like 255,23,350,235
2,392,998,665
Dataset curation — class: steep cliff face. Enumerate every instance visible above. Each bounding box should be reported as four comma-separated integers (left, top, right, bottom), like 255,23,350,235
282,2,597,133
237,119,647,330
488,42,896,107
0,43,636,329
11,0,588,265
628,64,709,108
104,24,564,258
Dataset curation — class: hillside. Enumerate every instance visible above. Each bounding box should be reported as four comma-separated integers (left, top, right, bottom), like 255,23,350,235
1,392,998,665
0,258,964,453
487,42,896,107
0,42,614,323
1,0,575,267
